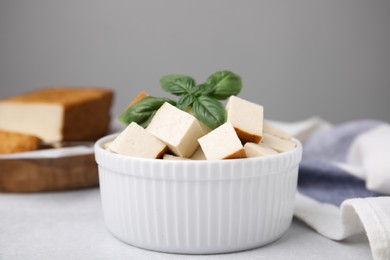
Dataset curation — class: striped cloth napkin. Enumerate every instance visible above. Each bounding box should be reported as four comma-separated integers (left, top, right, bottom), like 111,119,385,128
275,117,390,260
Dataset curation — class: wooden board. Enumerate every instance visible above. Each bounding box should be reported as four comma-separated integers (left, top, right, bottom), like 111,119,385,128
0,153,99,192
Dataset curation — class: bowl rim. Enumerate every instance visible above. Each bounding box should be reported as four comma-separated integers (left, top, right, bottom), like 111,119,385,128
94,132,302,164
94,133,302,180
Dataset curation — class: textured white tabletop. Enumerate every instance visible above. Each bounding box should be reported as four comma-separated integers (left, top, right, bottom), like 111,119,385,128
0,188,372,260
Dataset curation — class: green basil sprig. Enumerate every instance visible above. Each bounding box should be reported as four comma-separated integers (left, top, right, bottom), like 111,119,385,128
205,71,242,100
160,70,241,129
192,95,227,130
119,70,242,130
118,96,176,128
160,75,196,96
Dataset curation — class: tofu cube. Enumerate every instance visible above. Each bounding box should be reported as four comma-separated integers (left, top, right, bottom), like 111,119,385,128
198,121,212,135
191,146,206,160
108,122,167,158
146,102,204,158
244,142,278,157
103,141,112,150
263,120,292,140
125,91,149,109
261,133,296,153
187,110,211,135
162,154,190,160
226,95,264,144
198,122,247,160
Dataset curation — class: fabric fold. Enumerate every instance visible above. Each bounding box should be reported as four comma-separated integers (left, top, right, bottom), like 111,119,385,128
295,193,390,260
274,118,390,260
347,125,390,194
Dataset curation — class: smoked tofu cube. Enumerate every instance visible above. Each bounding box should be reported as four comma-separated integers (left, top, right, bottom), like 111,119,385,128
108,122,167,158
162,154,190,160
226,95,264,144
261,133,296,153
191,146,206,160
127,91,148,107
198,122,247,160
263,120,292,140
244,142,278,157
146,102,204,158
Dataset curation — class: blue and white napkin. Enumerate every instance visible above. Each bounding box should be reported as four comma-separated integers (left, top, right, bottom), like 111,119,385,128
275,117,390,260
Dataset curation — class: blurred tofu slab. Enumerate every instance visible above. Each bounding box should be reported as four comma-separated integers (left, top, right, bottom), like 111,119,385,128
0,129,40,154
0,87,113,142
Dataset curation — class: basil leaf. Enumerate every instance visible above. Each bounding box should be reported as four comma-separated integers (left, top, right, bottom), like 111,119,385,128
160,74,196,96
177,95,195,110
206,70,242,100
192,95,227,129
118,96,176,128
192,83,214,96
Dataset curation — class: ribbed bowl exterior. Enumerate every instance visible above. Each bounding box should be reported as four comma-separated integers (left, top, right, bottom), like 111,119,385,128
95,133,302,254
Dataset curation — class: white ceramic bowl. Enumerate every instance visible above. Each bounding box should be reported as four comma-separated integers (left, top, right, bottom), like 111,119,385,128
94,133,302,254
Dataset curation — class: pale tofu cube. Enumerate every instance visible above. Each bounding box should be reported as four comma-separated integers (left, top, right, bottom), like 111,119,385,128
103,141,112,150
191,146,206,160
261,133,296,153
199,121,212,135
244,142,278,157
108,122,167,158
146,102,204,158
162,154,190,160
198,122,247,160
226,95,264,143
187,110,211,135
263,120,292,140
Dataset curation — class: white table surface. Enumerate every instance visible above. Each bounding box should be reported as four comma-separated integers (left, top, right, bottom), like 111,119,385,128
0,188,372,260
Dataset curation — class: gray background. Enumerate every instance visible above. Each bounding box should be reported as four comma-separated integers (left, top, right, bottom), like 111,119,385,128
0,0,389,124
